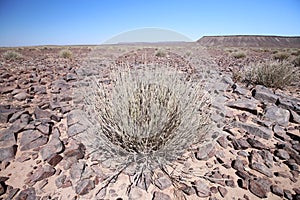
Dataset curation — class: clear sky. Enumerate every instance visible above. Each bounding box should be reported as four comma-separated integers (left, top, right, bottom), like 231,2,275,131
0,0,300,46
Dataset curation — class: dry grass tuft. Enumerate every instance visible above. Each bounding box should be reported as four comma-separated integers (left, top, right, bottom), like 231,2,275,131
59,49,73,58
273,52,289,61
3,50,22,60
246,61,299,88
82,66,211,173
231,52,246,59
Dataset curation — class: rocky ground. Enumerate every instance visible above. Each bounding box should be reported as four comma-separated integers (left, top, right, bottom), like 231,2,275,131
0,44,299,200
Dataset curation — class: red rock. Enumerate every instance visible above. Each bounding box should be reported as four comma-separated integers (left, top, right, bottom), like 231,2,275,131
30,165,56,182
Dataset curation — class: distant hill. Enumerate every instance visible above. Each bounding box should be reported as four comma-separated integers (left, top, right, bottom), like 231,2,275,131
197,35,300,48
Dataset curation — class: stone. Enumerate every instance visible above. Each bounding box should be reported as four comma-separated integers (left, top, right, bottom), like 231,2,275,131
271,185,284,197
47,154,63,166
232,159,245,171
67,109,84,126
233,138,250,150
70,161,85,180
182,185,196,195
55,175,66,189
67,123,87,137
5,187,20,200
250,162,273,177
258,150,273,168
0,128,16,148
289,110,300,124
36,122,52,135
249,179,268,198
265,106,290,126
19,130,48,151
75,179,95,195
284,190,293,200
0,181,6,196
217,186,227,197
225,99,257,113
233,121,272,139
30,165,56,182
275,149,290,160
13,92,28,101
65,73,77,82
15,187,36,200
225,179,235,187
0,106,17,123
34,107,52,120
0,145,17,162
232,84,249,95
252,85,278,104
40,137,64,160
283,146,300,165
154,176,172,190
128,186,144,200
152,191,171,200
217,135,228,148
247,138,268,150
195,143,215,160
193,180,211,197
64,140,85,160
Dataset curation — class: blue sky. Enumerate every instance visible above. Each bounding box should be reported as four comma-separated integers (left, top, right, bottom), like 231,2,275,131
0,0,300,46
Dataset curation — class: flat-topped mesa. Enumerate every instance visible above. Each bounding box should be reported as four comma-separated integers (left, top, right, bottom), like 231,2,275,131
197,35,300,48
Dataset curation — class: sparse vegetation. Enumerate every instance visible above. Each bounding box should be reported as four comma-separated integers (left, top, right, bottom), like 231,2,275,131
246,61,299,88
293,56,300,66
81,66,211,174
59,49,73,58
232,52,246,59
155,50,166,57
273,52,289,61
3,50,22,60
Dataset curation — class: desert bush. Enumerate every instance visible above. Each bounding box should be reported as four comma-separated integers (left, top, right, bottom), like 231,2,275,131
273,52,289,61
81,66,211,174
246,61,299,88
59,49,73,58
293,56,300,66
291,50,300,56
155,50,166,57
3,50,22,60
232,52,246,59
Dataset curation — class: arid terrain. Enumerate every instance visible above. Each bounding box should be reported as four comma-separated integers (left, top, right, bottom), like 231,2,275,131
0,36,300,200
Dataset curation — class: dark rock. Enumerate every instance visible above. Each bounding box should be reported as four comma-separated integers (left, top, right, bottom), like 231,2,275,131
247,138,268,150
237,150,249,157
0,128,16,148
232,84,249,95
293,143,300,152
218,186,228,197
0,181,6,196
237,178,249,189
19,129,48,151
251,162,273,177
284,189,293,200
15,187,36,200
47,154,63,166
0,106,17,123
217,135,228,148
30,165,56,182
195,143,215,160
232,159,245,171
182,185,196,195
65,73,77,82
13,92,28,101
274,149,290,160
283,146,300,165
289,110,300,124
225,179,235,187
152,191,171,200
265,106,290,126
193,180,211,197
5,187,20,200
0,85,15,94
154,176,172,190
34,107,52,120
67,123,87,137
0,145,17,162
249,179,268,198
271,185,284,197
252,85,278,104
70,161,85,180
36,122,52,135
233,121,272,139
225,99,257,113
55,175,66,189
64,140,85,160
40,137,64,160
8,110,28,123
258,150,273,168
67,109,83,126
75,179,95,195
233,138,250,150
210,186,218,193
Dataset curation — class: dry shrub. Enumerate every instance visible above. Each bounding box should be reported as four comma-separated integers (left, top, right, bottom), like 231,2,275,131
273,52,289,61
232,52,246,59
59,49,73,58
246,61,299,88
155,50,166,57
3,50,22,60
293,56,300,66
82,66,211,173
